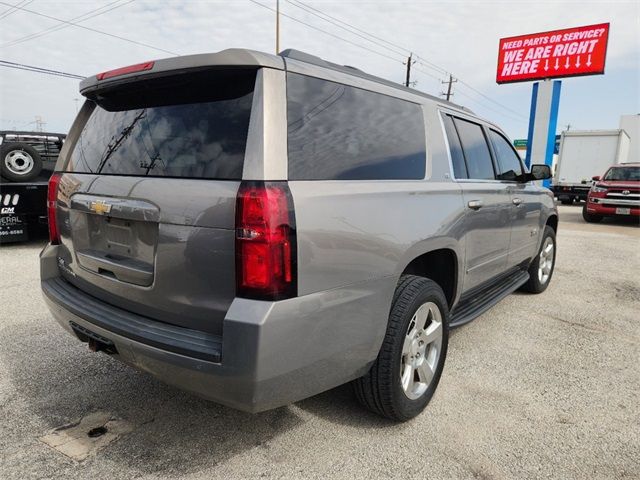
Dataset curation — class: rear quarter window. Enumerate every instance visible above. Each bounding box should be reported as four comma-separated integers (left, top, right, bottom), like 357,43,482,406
286,73,426,180
441,114,468,179
65,69,256,180
453,118,495,180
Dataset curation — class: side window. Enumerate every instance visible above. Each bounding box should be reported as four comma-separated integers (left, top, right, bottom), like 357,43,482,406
441,114,468,179
286,73,426,180
453,118,495,180
489,130,524,181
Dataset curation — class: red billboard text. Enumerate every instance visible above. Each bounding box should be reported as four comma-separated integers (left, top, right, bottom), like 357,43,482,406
496,23,609,84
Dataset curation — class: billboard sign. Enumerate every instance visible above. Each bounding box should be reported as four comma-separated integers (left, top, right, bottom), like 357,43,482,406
497,23,609,84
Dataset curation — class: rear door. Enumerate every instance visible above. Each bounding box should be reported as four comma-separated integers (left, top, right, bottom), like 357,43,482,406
54,68,258,336
442,114,511,291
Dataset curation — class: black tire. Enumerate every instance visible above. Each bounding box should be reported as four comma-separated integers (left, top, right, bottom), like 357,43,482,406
582,205,603,223
0,143,43,182
560,198,573,205
353,275,449,421
521,225,556,294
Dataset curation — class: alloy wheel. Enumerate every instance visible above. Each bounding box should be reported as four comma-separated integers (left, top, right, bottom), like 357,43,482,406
537,236,554,284
400,302,443,400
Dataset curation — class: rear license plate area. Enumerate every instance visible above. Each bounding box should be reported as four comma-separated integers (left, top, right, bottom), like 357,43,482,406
70,209,158,285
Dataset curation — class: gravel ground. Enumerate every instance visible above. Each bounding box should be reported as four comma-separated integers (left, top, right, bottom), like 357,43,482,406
0,204,638,479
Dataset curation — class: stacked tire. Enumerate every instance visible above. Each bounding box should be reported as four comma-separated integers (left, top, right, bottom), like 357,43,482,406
0,143,43,182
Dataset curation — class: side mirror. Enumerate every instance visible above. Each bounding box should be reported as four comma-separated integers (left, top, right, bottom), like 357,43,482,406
528,164,552,181
592,175,601,181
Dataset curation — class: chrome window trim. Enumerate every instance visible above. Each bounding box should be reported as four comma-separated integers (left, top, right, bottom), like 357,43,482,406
438,107,530,186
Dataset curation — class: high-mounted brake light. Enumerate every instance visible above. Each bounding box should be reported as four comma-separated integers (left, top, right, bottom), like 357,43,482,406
235,182,297,300
96,61,154,80
47,173,61,244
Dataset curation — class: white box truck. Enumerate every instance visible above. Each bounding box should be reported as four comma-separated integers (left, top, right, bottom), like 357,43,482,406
553,129,631,204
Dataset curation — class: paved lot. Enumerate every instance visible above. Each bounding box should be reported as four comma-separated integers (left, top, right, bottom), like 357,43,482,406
1,205,638,479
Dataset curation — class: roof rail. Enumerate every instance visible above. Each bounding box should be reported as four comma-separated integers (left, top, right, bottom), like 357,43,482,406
279,48,471,112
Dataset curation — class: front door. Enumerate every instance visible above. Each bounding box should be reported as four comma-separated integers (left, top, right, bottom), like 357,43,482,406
441,113,513,291
486,128,542,268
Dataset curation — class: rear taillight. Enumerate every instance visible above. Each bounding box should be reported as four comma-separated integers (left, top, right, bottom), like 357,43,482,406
235,182,296,300
47,173,61,244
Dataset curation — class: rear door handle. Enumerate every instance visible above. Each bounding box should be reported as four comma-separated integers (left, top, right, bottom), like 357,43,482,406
467,200,483,210
512,197,523,206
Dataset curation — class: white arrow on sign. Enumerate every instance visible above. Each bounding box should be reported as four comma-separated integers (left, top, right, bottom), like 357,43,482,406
554,58,559,70
544,59,549,71
565,57,570,68
576,55,581,68
586,54,592,67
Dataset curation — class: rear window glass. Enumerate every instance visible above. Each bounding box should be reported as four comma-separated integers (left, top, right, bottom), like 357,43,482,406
66,69,256,179
286,73,426,180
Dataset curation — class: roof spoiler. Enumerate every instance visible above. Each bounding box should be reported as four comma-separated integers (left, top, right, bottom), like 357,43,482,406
79,48,284,97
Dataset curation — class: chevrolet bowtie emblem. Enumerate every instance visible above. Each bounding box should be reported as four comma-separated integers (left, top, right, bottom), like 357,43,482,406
89,200,112,215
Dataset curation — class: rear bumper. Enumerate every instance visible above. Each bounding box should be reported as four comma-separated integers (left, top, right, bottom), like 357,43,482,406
553,184,590,200
40,244,393,412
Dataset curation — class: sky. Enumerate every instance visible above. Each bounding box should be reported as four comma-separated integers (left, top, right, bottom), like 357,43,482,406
0,0,638,141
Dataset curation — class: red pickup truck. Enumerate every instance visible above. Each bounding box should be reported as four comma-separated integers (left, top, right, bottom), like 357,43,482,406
583,163,640,223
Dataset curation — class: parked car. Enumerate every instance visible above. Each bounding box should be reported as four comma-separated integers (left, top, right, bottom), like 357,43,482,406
40,49,557,421
0,131,65,242
553,130,630,204
583,163,640,223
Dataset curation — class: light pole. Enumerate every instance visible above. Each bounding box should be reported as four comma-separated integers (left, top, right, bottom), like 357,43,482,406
276,0,280,54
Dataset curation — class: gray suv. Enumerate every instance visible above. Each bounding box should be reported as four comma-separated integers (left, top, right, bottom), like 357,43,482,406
40,49,557,421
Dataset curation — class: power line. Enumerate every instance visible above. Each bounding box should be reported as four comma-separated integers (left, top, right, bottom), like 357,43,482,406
0,1,178,56
286,0,448,80
248,0,404,65
286,0,407,59
414,58,448,76
277,0,524,119
0,59,84,79
456,79,526,119
1,0,135,49
289,0,411,58
454,89,526,124
413,66,442,82
288,0,447,78
0,0,33,20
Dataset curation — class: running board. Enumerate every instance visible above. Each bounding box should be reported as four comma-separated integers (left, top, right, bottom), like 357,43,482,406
450,270,529,328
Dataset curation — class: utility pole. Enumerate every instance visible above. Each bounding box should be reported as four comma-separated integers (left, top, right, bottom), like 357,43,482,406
34,115,45,132
275,0,280,54
404,53,414,87
441,74,457,101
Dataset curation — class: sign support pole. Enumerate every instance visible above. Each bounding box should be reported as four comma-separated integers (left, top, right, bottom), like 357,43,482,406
525,79,561,187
